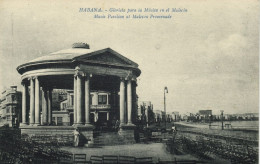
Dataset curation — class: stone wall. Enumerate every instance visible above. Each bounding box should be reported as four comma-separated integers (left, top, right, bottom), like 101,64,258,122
20,126,75,137
20,125,94,146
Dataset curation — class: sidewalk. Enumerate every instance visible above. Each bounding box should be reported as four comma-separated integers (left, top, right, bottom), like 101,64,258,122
61,143,197,162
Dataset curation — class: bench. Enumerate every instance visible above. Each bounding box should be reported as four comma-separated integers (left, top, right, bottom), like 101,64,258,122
118,156,135,164
177,160,197,164
135,157,153,164
103,155,118,164
90,156,103,164
74,154,89,164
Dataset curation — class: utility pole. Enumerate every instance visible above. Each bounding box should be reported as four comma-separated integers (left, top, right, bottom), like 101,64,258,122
220,110,224,130
164,87,168,130
209,114,211,129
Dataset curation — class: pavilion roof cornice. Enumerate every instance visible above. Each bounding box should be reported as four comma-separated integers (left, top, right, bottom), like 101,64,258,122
17,60,73,74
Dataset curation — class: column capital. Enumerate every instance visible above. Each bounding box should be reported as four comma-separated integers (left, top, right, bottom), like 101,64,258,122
32,76,38,80
82,73,92,79
48,87,53,92
124,75,137,82
131,76,137,82
28,76,39,80
74,69,84,78
28,77,33,81
21,79,29,86
41,86,48,91
120,77,126,82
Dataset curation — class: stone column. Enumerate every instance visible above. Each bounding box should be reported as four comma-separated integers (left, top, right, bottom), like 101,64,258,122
132,81,137,123
73,76,77,125
42,88,48,125
34,77,40,125
67,92,70,106
76,74,83,124
21,81,28,125
107,112,109,121
29,78,35,125
94,112,98,122
127,80,132,124
48,89,52,125
120,79,125,124
85,75,90,125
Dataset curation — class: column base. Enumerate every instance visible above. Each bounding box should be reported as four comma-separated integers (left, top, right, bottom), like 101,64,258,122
73,123,84,127
127,122,135,126
119,123,126,127
20,123,28,127
118,127,136,144
84,123,93,127
120,124,136,130
42,122,48,126
34,123,40,126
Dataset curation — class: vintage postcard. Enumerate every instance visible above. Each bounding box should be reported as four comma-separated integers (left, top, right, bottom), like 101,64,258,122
0,0,259,163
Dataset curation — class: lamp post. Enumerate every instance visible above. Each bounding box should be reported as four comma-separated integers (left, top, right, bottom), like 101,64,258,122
209,114,211,129
220,110,224,130
164,87,168,130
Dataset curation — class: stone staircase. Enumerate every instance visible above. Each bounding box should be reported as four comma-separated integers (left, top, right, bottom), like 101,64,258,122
93,131,136,146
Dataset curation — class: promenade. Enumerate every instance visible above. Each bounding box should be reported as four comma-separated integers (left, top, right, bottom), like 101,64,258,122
175,121,258,143
61,143,198,162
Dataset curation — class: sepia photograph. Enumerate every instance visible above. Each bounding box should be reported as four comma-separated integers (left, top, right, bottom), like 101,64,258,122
0,0,259,163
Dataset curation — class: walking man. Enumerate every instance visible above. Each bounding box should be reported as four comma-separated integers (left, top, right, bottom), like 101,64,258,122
74,128,80,147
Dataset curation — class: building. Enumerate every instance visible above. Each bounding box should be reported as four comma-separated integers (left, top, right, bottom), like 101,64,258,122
0,86,22,127
138,101,154,125
198,110,212,116
57,89,116,126
172,111,180,122
16,42,141,145
166,112,173,122
154,110,163,122
198,110,212,122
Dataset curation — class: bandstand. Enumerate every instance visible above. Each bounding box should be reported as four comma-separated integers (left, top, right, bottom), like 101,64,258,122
17,43,141,145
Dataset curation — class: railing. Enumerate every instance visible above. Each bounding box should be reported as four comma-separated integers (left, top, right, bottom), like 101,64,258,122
65,104,112,110
90,104,111,109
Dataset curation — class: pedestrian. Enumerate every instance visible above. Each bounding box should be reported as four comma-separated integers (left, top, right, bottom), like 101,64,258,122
115,120,120,131
73,128,80,147
172,126,176,133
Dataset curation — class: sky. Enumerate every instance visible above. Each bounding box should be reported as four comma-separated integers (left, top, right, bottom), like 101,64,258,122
0,0,259,115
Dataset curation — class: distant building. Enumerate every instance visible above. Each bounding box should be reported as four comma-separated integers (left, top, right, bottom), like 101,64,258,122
182,112,196,122
138,101,154,125
0,86,22,127
198,110,212,116
198,110,212,122
166,112,173,122
154,110,163,122
172,111,180,122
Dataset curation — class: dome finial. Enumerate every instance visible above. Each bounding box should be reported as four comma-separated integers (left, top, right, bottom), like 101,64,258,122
72,42,90,49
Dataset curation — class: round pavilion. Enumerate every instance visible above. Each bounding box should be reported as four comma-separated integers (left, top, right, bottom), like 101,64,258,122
17,43,141,144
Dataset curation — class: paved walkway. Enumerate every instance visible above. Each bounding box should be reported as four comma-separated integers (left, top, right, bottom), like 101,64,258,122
61,143,197,162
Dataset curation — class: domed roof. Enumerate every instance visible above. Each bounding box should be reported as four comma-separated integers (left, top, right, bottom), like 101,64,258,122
17,43,140,76
29,48,95,63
